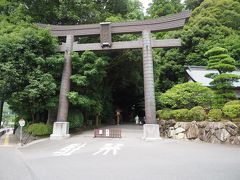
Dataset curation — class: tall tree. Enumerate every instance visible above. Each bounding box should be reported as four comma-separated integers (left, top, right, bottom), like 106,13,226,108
153,0,240,92
184,0,204,10
205,47,240,108
147,0,184,17
67,51,108,124
0,19,59,122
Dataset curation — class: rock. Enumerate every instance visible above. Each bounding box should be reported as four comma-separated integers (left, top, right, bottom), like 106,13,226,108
204,123,212,132
205,129,215,142
167,127,176,138
198,128,206,141
174,122,190,130
175,127,185,134
225,126,238,136
159,120,166,126
215,129,230,142
198,121,208,128
176,133,185,139
205,122,216,132
186,121,199,139
212,122,224,130
159,127,165,137
208,135,221,144
166,119,176,127
229,136,240,145
205,122,224,131
224,121,238,129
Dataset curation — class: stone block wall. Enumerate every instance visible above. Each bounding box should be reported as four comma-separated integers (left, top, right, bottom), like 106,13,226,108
159,120,240,145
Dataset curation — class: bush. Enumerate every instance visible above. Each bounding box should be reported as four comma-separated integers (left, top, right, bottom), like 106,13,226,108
222,104,240,119
224,100,240,106
27,123,52,136
68,110,84,129
188,106,206,121
157,109,173,120
208,109,222,121
157,82,214,109
172,109,189,121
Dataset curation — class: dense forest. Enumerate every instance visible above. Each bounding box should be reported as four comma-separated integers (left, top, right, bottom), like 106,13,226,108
0,0,239,129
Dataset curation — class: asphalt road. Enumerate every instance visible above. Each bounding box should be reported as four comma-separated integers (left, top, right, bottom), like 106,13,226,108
0,125,240,180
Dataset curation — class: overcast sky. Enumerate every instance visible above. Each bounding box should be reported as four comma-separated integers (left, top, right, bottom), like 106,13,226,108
139,0,152,14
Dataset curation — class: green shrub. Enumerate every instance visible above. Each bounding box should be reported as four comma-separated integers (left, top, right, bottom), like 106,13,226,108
157,109,173,120
224,100,240,106
68,110,84,129
157,82,214,109
188,106,206,121
27,123,52,136
208,109,222,121
172,109,189,121
222,104,240,119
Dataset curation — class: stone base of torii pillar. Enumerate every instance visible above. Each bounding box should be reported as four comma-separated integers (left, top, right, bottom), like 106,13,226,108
50,122,70,140
142,124,161,141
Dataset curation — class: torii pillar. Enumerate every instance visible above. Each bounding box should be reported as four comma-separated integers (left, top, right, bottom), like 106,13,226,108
142,30,160,140
50,35,74,140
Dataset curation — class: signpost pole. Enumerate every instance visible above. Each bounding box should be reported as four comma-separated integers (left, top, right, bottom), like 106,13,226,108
20,126,22,146
18,118,25,146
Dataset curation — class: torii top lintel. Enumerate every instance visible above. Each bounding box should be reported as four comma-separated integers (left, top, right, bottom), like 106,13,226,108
38,11,191,37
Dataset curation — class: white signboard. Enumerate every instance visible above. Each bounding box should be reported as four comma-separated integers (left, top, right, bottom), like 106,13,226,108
19,119,25,127
99,130,103,135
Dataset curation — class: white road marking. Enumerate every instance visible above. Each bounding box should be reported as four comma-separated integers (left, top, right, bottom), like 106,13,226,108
53,143,86,156
93,143,124,156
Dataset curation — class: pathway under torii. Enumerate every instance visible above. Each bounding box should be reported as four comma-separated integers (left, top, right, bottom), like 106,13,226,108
38,11,191,140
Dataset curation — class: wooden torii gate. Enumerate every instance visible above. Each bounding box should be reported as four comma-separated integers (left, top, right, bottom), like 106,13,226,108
40,11,191,140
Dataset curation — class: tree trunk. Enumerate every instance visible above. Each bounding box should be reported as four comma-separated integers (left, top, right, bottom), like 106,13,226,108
47,109,57,125
83,111,88,126
31,110,35,123
0,101,4,128
56,35,74,122
95,113,99,127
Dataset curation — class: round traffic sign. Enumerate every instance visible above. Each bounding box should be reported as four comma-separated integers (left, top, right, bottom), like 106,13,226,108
19,119,25,127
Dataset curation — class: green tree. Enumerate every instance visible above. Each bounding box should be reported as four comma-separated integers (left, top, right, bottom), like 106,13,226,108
147,0,184,17
184,0,204,10
67,51,108,124
157,82,214,109
0,20,59,123
153,0,240,92
205,47,240,107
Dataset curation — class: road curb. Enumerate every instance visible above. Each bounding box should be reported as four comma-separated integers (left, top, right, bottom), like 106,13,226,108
18,138,49,148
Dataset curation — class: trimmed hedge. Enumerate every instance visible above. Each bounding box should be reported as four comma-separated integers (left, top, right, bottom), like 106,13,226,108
172,109,189,121
156,101,240,122
208,109,222,121
157,109,172,120
224,100,240,106
188,106,206,121
223,104,240,119
27,123,52,136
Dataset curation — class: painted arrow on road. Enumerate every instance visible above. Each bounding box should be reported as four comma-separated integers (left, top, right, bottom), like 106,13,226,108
53,143,86,156
93,143,124,156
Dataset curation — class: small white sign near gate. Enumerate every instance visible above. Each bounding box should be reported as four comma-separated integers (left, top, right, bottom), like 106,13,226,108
106,129,110,137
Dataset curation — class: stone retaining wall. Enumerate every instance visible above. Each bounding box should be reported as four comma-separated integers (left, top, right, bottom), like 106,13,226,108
159,120,240,145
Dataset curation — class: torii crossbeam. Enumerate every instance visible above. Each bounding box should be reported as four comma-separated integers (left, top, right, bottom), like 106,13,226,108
39,11,191,140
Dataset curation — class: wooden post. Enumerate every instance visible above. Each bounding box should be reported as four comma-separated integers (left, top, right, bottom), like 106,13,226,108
96,113,99,127
142,30,156,124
